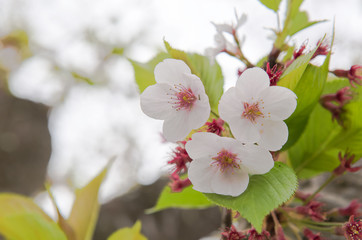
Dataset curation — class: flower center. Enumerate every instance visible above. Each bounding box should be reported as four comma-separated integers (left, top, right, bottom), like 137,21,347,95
241,102,263,123
168,83,197,111
346,221,362,239
212,149,240,172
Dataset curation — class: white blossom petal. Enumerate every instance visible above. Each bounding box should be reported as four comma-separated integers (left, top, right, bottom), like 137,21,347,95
259,86,297,120
140,83,174,120
154,59,191,84
257,120,288,151
188,157,217,193
237,144,274,174
162,112,190,142
184,73,206,95
235,11,247,29
211,22,233,34
235,67,270,102
211,168,249,196
228,117,260,143
205,47,219,64
218,87,244,119
186,132,220,159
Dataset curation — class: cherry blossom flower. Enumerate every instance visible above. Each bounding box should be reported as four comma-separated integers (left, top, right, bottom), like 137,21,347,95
218,67,297,151
140,59,210,142
333,151,361,176
343,215,362,240
339,200,362,217
185,132,274,196
212,11,247,34
265,62,283,86
333,65,362,87
205,118,225,136
221,225,245,240
296,200,326,222
205,33,238,64
169,173,192,192
205,11,246,64
167,140,192,175
247,228,271,240
303,229,322,240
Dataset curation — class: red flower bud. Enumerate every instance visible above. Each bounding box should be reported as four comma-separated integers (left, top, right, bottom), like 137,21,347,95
333,151,360,176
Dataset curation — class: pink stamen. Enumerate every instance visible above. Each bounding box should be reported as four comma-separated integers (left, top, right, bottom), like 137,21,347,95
168,84,197,111
241,102,263,123
212,149,240,172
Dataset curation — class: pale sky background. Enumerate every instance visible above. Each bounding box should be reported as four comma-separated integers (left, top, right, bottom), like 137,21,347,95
0,0,361,218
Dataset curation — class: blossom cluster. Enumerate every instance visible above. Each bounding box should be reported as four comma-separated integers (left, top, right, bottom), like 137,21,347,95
140,58,297,197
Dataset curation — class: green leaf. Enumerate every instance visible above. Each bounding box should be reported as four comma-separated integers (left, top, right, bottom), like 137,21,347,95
187,53,224,112
277,48,317,90
0,193,67,240
289,78,362,178
45,183,76,240
256,55,268,67
258,0,282,12
67,164,110,240
130,52,170,93
146,185,214,214
282,53,330,149
163,40,224,113
274,0,324,48
204,163,297,232
282,45,295,62
112,47,124,56
286,11,325,37
107,221,147,240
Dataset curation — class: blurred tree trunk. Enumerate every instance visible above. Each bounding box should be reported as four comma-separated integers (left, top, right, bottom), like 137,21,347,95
0,86,51,196
94,178,221,240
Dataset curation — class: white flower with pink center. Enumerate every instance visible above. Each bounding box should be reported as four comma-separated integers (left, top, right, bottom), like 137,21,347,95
218,67,297,151
140,59,211,142
186,132,274,196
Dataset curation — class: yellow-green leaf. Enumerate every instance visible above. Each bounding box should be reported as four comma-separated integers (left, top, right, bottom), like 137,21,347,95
67,165,109,240
0,193,67,240
146,185,214,214
130,52,170,93
46,183,76,240
258,0,282,12
107,221,147,240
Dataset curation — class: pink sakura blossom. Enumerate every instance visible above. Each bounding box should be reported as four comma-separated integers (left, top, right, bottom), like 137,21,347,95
185,132,273,197
140,59,210,142
218,67,297,151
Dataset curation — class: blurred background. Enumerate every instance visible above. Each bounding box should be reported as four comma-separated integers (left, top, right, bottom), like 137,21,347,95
0,0,361,239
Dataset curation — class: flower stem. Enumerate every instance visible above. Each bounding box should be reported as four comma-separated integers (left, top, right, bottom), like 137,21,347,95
304,174,336,204
210,110,220,118
287,223,302,240
299,219,343,227
271,211,284,239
